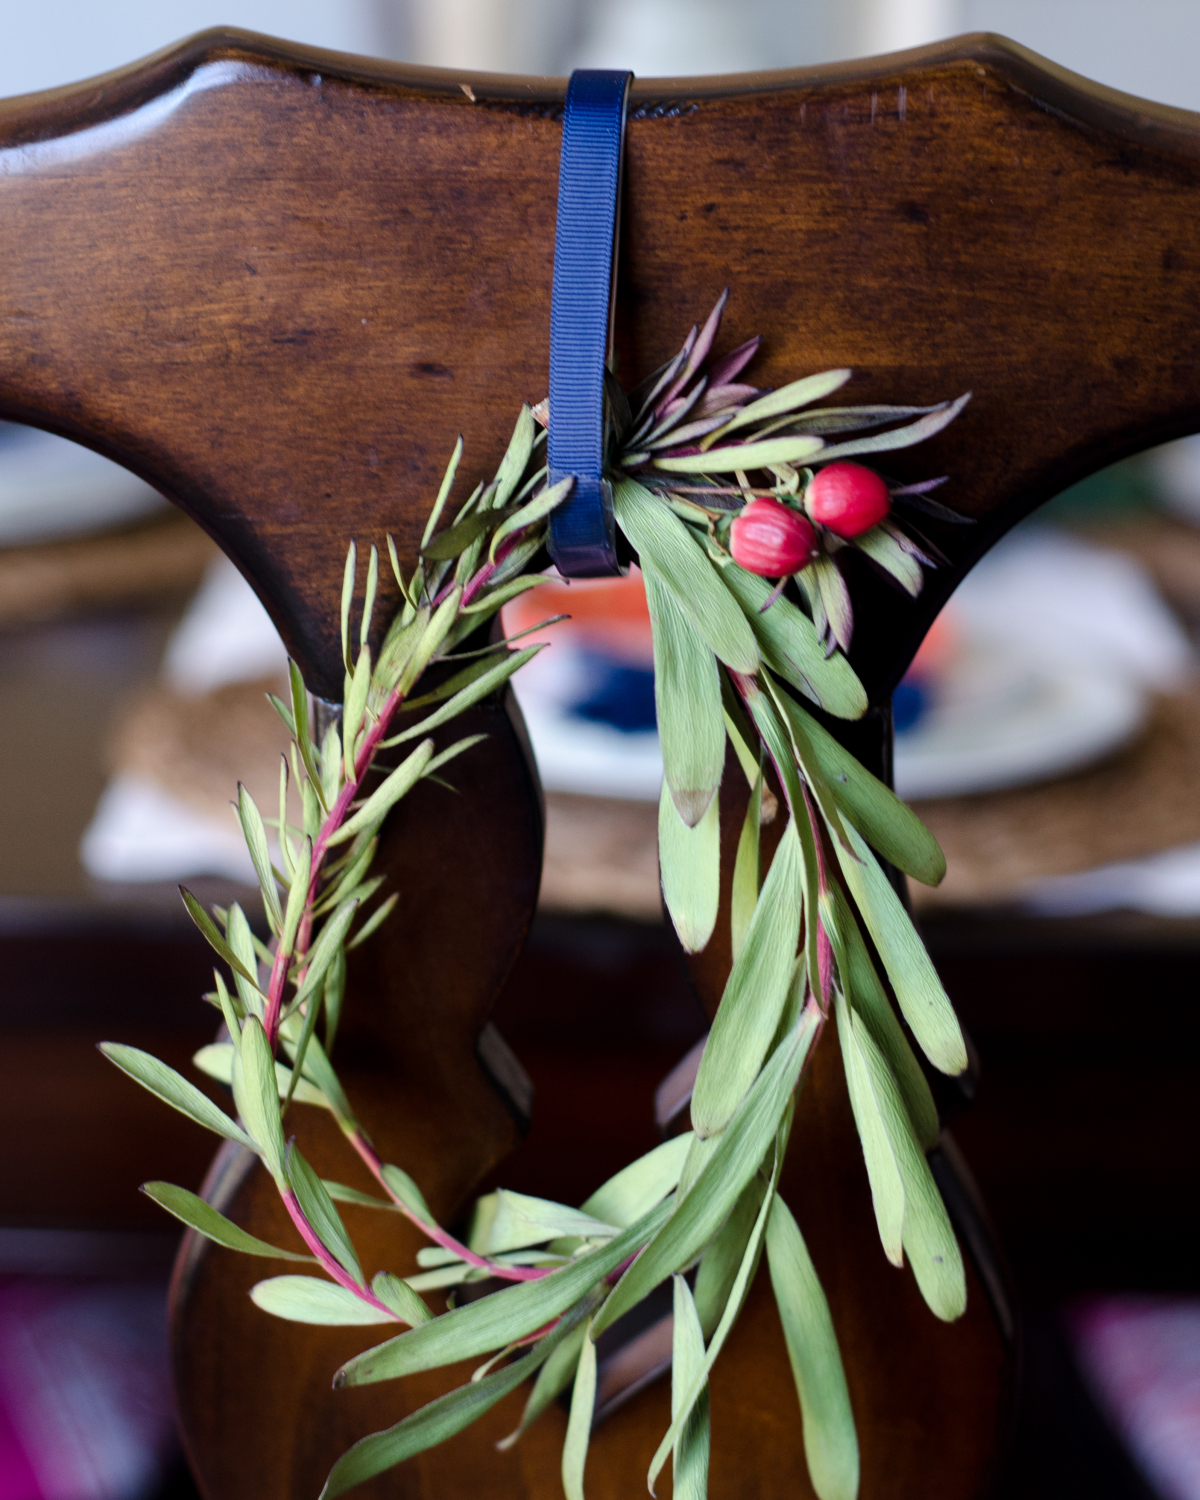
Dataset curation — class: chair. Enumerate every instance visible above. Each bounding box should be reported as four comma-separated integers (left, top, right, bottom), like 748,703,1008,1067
2,27,1198,1497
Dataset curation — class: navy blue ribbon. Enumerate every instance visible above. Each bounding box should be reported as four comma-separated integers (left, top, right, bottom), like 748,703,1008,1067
547,69,632,578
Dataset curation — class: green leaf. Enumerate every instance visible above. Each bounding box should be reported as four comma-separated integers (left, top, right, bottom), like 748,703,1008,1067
287,1145,363,1284
829,887,939,1149
690,819,804,1138
99,1043,253,1149
834,992,904,1264
614,480,759,673
373,1162,432,1223
693,1173,767,1340
472,1190,619,1256
421,435,464,547
562,1322,596,1500
709,369,853,438
343,644,373,777
488,476,573,562
811,392,970,463
852,526,923,596
646,1117,787,1492
233,1017,288,1181
644,566,725,827
811,555,854,652
658,782,720,953
345,892,399,951
323,1180,394,1210
236,785,283,935
834,821,967,1075
335,1199,673,1386
421,507,512,561
382,646,542,752
251,1275,395,1325
493,403,536,509
225,902,265,1019
179,888,258,985
776,695,945,886
324,947,346,1053
766,1196,859,1500
730,765,763,961
280,839,312,957
360,544,379,649
654,433,825,474
498,1319,589,1451
718,565,867,721
292,897,359,1009
142,1181,311,1260
290,659,323,800
320,1301,590,1500
328,741,434,847
592,1014,817,1340
371,1271,433,1326
340,541,356,672
193,1043,327,1109
580,1133,693,1228
670,1276,711,1500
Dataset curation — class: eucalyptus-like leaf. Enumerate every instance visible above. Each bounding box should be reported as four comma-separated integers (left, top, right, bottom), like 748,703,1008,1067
380,1163,435,1224
852,526,923,596
834,992,905,1264
360,544,379,649
493,403,537,509
372,1271,434,1326
252,1276,395,1325
658,782,720,953
810,392,971,463
193,1043,327,1109
730,766,764,960
655,433,825,474
693,1173,765,1339
488,476,573,562
420,435,464,547
324,947,347,1053
834,821,967,1075
470,1190,619,1256
235,1017,288,1181
776,695,945,886
709,369,853,439
779,402,942,437
646,1116,788,1492
323,1181,395,1211
225,903,266,1019
179,888,258,985
593,1013,817,1340
320,720,342,811
690,819,803,1138
320,1303,592,1500
335,1199,673,1386
421,507,513,561
98,1043,253,1149
382,647,541,752
143,1181,312,1260
829,888,939,1150
327,741,434,847
288,1145,363,1284
396,586,462,698
580,1133,693,1228
718,564,867,720
498,1318,589,1450
766,1196,859,1500
292,897,359,1009
562,1322,596,1500
613,480,759,673
236,784,283,935
345,893,399,951
671,1276,711,1500
811,556,854,653
280,839,312,956
290,659,323,799
644,565,725,826
343,644,373,777
340,541,356,672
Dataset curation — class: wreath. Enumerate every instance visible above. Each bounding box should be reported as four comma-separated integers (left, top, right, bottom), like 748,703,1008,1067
103,293,971,1500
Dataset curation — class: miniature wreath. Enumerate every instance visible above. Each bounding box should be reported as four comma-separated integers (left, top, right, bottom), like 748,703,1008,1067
102,293,971,1500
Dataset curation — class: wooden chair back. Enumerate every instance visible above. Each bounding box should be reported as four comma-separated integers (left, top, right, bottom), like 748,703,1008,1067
3,28,1199,1497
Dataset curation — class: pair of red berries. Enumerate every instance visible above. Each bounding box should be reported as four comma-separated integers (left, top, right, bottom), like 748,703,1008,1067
728,462,890,577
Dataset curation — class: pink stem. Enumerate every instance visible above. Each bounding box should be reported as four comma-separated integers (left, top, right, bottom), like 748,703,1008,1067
281,1188,402,1320
346,1127,552,1283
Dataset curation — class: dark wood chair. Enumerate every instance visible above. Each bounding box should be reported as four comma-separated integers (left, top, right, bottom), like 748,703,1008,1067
2,27,1198,1499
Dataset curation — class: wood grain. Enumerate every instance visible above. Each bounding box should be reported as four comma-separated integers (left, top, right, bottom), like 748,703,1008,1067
5,24,1198,1498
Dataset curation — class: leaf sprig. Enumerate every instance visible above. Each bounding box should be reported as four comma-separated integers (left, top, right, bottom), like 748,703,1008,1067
103,302,974,1500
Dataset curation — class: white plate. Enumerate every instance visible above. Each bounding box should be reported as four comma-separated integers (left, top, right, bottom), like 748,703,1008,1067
893,643,1147,800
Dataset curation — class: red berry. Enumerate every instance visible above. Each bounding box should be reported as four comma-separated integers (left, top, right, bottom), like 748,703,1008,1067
729,498,819,576
806,462,890,538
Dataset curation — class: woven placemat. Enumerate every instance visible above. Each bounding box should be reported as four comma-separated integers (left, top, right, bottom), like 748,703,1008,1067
0,512,217,628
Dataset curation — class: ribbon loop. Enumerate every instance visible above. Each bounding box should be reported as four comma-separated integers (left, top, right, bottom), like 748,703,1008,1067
547,69,632,578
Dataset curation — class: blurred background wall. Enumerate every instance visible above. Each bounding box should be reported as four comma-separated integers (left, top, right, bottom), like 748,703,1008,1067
3,0,1200,109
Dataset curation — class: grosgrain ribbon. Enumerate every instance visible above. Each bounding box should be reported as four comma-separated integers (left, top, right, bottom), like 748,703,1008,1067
547,69,633,578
